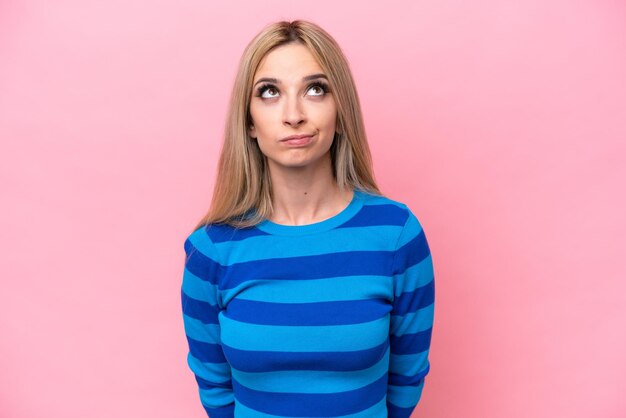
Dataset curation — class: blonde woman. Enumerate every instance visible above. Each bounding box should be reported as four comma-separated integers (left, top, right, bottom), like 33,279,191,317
181,20,435,418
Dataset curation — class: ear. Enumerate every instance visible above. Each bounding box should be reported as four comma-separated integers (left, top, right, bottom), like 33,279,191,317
248,124,257,139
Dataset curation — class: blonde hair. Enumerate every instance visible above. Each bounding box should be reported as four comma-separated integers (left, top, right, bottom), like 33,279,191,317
194,20,380,231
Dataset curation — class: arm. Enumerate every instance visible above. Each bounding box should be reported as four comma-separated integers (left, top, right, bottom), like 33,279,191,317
181,230,234,418
387,209,435,418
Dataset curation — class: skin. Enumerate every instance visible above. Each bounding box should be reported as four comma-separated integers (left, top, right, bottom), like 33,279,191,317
249,42,353,225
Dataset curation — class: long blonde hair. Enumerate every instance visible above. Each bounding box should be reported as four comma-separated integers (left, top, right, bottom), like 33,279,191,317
194,20,380,231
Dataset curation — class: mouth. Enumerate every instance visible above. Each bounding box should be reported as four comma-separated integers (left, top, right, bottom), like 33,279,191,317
280,133,315,142
280,133,315,146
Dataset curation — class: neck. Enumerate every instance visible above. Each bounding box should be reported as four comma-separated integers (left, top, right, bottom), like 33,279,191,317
267,155,353,226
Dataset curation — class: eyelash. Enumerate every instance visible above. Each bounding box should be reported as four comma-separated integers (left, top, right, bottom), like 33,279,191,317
255,81,330,99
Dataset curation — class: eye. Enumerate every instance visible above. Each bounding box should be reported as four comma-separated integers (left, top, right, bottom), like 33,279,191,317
256,84,279,99
307,82,329,97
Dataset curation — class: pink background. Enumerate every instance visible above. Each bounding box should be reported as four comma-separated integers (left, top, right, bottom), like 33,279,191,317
1,1,625,417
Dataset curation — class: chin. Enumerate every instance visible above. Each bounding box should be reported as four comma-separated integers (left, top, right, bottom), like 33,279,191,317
265,149,332,171
280,161,316,169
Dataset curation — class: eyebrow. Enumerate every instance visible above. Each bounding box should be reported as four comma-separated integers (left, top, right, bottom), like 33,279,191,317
253,73,328,87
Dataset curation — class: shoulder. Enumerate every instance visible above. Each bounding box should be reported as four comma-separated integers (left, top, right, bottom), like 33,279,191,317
356,190,429,255
182,226,225,291
183,225,222,260
355,189,422,230
184,222,267,258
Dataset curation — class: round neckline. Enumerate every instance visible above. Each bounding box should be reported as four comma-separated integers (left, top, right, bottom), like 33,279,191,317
256,189,365,236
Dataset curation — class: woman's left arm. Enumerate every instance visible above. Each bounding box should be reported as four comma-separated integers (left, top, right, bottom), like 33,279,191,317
387,209,436,418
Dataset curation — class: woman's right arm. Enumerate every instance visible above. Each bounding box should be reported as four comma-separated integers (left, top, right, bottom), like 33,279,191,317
181,231,234,418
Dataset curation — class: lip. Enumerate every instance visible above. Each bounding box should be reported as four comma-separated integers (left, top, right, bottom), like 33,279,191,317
280,133,315,146
280,133,315,142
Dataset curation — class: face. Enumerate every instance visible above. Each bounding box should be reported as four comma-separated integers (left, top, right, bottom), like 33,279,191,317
248,43,338,173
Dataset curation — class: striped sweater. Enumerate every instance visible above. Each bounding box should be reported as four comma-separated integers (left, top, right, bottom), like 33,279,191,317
181,189,435,418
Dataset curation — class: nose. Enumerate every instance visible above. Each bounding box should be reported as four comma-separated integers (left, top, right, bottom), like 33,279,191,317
282,95,305,127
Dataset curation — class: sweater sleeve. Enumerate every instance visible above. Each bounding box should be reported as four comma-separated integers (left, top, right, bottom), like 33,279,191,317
181,230,235,418
387,209,435,418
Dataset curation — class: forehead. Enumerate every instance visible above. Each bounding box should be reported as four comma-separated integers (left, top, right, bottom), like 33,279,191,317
254,43,324,82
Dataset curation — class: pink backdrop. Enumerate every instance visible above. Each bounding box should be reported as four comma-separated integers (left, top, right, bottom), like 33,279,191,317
1,1,625,417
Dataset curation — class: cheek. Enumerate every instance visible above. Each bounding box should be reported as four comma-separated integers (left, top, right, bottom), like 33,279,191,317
309,105,337,128
321,101,338,127
323,111,338,130
250,106,279,134
254,137,274,159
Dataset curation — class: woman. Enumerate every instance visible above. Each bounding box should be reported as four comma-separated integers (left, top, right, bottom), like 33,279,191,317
181,20,435,418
